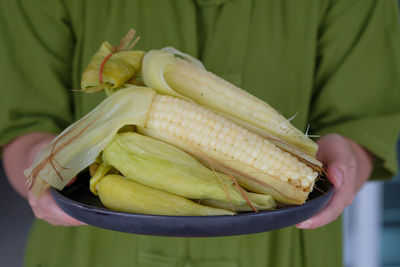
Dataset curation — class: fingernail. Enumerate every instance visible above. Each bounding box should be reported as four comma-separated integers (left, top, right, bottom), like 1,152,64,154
296,220,312,229
333,169,344,188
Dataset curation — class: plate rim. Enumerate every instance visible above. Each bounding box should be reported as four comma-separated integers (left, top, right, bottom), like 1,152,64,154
50,178,334,237
51,185,334,220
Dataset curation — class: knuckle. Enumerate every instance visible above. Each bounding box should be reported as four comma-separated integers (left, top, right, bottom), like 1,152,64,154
329,133,346,145
330,133,343,141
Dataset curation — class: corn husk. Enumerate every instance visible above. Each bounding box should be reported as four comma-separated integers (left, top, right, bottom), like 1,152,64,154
80,41,144,93
97,175,234,216
202,193,275,212
25,31,321,210
103,132,253,206
81,29,144,93
24,86,156,195
141,49,321,168
138,127,311,205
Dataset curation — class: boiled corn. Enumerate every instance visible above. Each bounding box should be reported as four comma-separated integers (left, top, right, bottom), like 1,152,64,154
97,174,234,216
139,94,319,204
142,50,320,166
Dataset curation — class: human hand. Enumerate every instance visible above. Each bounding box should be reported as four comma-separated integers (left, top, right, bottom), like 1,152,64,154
27,187,84,226
296,133,373,229
3,132,85,226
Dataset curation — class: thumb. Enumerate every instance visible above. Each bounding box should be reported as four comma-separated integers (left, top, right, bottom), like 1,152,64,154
325,161,345,189
316,134,351,189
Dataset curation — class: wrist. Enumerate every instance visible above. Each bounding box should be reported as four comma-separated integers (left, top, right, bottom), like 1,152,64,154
3,132,56,198
26,134,56,167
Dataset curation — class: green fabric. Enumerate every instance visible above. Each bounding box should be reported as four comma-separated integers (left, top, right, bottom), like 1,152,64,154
0,0,399,266
25,219,342,267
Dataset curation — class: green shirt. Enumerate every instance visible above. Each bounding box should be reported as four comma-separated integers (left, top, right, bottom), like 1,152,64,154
1,0,399,266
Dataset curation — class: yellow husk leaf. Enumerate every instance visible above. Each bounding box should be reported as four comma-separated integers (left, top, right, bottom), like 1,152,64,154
81,41,145,92
103,132,247,205
138,127,311,205
202,192,276,212
98,174,234,216
24,86,156,196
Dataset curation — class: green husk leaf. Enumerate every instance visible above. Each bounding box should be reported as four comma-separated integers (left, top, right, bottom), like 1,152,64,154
89,163,112,195
102,132,247,205
138,127,310,205
24,86,156,196
98,174,235,216
81,41,145,92
202,192,276,212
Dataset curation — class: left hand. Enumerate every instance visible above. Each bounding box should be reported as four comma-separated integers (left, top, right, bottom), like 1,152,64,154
3,132,85,226
296,133,373,229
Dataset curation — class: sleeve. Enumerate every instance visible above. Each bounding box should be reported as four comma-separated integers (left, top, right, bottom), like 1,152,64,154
310,0,400,179
0,0,74,150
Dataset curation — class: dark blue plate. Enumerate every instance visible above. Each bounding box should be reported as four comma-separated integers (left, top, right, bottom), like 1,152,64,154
51,173,333,237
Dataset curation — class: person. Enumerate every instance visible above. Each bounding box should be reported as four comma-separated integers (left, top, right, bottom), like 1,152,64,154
1,0,399,266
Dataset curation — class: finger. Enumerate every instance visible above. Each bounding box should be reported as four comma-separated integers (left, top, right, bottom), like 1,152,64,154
296,188,353,229
325,159,346,189
38,190,86,226
317,140,346,188
296,161,355,229
297,159,356,229
45,203,85,226
29,190,86,226
318,146,356,189
28,196,44,220
327,154,357,189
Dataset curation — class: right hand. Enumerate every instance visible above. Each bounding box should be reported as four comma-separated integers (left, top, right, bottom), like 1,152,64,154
3,132,85,226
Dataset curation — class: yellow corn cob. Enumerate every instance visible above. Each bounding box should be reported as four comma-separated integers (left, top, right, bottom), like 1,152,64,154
97,174,234,216
90,136,276,213
142,50,320,167
102,132,248,206
138,94,319,205
202,193,275,212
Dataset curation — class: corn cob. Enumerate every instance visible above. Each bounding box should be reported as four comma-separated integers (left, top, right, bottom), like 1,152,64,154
139,94,319,204
97,174,234,216
202,193,275,212
91,134,277,213
26,86,319,205
26,86,319,206
102,132,248,206
141,50,321,167
81,29,144,94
